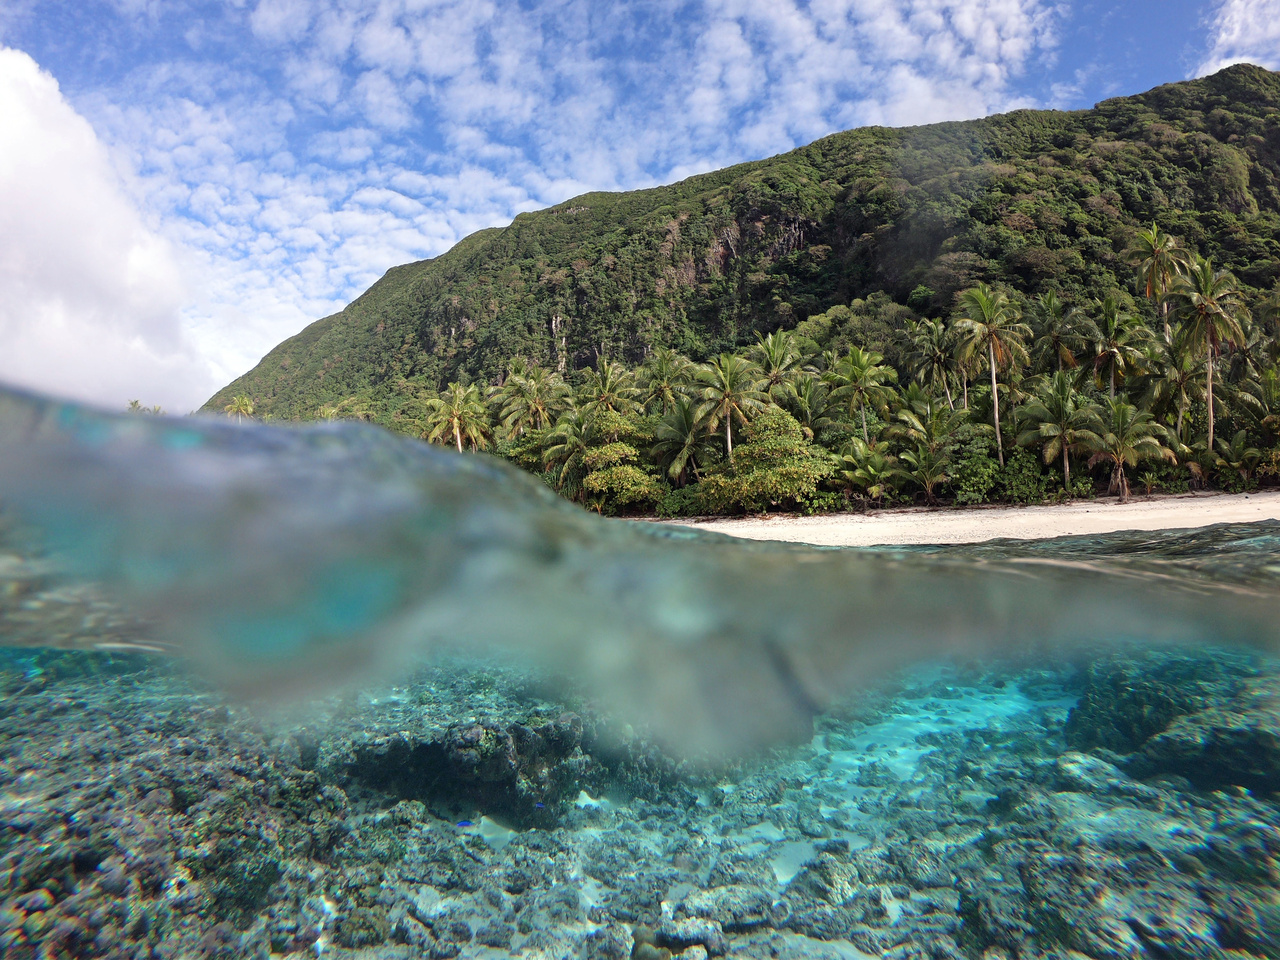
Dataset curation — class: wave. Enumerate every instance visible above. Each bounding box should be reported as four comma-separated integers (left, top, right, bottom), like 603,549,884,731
1,384,1277,756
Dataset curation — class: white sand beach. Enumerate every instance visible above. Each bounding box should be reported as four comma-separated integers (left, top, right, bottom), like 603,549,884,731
673,489,1280,547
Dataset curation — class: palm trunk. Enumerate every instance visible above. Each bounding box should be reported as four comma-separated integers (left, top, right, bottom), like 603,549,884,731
726,417,733,458
1176,402,1186,445
1063,445,1070,492
455,422,463,453
989,341,1004,467
1109,367,1116,399
942,378,954,410
962,378,969,409
860,404,869,444
1206,342,1215,453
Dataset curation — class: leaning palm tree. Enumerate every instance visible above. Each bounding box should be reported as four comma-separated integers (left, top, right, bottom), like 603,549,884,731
1085,397,1175,502
422,383,492,453
823,346,899,444
1027,290,1084,375
1079,292,1151,398
224,394,254,423
651,399,718,487
694,354,769,457
953,283,1030,466
1166,255,1250,452
904,317,958,409
1015,371,1101,492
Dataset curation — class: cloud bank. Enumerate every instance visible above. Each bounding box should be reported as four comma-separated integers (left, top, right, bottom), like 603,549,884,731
1198,0,1280,75
0,48,215,412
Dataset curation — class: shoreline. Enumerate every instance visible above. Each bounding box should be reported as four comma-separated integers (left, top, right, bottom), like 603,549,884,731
663,489,1280,546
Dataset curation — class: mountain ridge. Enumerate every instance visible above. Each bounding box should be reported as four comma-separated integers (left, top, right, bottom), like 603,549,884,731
205,64,1280,420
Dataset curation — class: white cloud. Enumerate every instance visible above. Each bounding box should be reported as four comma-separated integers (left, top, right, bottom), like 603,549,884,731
1197,0,1280,75
0,47,216,412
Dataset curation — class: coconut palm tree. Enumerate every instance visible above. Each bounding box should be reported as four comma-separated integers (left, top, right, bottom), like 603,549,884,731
497,364,571,437
639,347,693,414
904,317,957,409
1085,397,1175,502
1126,222,1189,339
749,330,807,401
1015,371,1101,492
1140,334,1204,447
823,346,899,444
694,354,769,457
1028,290,1084,374
651,398,718,487
1167,255,1250,452
224,395,254,422
779,376,839,441
953,283,1030,466
1079,292,1151,398
542,408,590,499
889,385,967,455
423,383,492,453
578,359,642,417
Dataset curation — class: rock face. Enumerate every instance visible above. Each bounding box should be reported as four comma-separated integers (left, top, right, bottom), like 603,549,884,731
1065,651,1280,792
342,713,591,827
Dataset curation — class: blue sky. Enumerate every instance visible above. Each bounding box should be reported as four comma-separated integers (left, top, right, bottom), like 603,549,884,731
0,0,1277,411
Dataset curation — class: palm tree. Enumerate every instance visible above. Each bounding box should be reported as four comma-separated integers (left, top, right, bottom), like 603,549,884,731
651,399,717,487
578,359,642,417
542,408,591,498
1140,333,1204,446
224,395,254,422
749,331,806,399
899,444,951,505
1167,255,1250,452
1079,292,1150,398
904,318,957,409
694,354,769,457
423,383,492,453
1225,317,1267,387
823,346,899,444
1015,371,1101,492
1027,290,1083,374
835,438,897,503
1085,397,1175,502
780,376,838,441
1215,429,1262,484
889,385,967,455
497,365,570,437
953,283,1030,466
639,347,693,414
1126,222,1189,339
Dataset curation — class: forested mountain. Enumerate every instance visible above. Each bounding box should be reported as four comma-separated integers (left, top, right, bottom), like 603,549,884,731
205,64,1280,421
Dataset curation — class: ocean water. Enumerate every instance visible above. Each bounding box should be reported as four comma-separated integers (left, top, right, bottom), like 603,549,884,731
1,384,1278,959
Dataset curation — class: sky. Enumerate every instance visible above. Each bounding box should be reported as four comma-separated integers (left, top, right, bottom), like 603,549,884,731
0,0,1278,413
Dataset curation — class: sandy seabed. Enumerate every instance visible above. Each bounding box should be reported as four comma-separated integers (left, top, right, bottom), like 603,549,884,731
672,488,1280,546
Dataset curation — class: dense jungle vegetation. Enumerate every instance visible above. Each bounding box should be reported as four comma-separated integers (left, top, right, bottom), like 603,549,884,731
200,65,1280,514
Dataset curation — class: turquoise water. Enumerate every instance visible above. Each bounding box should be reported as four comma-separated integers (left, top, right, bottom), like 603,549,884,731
1,385,1279,958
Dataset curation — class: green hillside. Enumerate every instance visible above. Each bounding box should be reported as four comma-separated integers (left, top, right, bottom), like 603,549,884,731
206,65,1280,420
